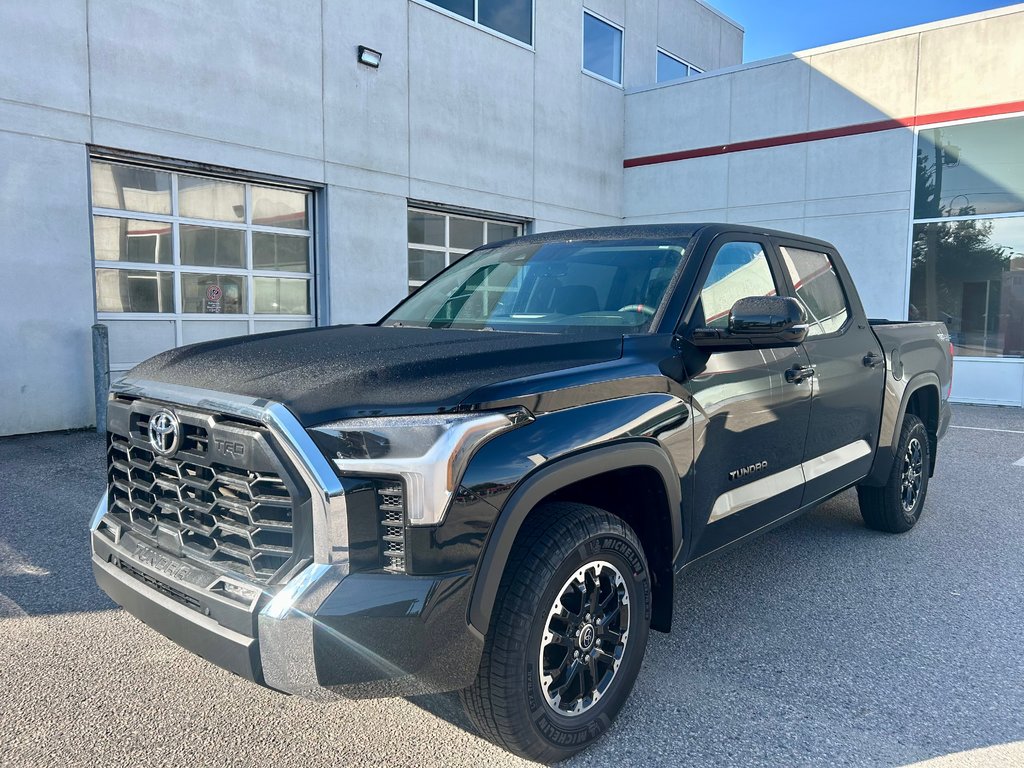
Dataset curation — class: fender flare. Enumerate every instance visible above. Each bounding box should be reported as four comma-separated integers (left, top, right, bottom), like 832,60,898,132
866,371,941,486
467,440,683,636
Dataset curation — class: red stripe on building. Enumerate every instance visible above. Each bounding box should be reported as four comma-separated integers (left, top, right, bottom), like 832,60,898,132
623,99,1024,169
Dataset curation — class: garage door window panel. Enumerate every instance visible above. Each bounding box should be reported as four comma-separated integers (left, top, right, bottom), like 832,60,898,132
407,207,523,292
254,232,310,272
180,225,246,268
252,187,308,229
96,269,174,313
177,175,245,223
93,216,172,264
91,161,171,215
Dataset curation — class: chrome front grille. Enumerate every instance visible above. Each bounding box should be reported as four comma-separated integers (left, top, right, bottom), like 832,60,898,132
376,483,406,573
106,399,307,585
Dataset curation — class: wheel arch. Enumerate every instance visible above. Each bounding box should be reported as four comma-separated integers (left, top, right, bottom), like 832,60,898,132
866,372,941,485
467,440,683,637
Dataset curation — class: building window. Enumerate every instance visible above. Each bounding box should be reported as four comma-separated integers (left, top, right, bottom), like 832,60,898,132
583,10,623,85
91,159,315,337
407,207,522,293
910,115,1024,358
423,0,533,45
657,49,702,82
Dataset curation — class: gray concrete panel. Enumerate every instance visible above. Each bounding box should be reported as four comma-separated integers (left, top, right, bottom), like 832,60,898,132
0,132,94,434
0,0,89,114
88,0,324,160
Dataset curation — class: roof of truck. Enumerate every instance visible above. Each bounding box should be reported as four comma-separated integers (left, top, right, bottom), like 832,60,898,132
499,223,836,251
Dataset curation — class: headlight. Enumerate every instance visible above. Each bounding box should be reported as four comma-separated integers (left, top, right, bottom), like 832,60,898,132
311,409,530,526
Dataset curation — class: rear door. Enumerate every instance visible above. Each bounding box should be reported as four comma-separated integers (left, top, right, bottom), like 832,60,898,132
773,239,885,504
682,235,813,558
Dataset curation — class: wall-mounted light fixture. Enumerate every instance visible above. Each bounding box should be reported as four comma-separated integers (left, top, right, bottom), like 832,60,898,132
357,45,382,69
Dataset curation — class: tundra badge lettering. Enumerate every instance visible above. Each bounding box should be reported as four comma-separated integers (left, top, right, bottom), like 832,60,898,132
729,461,767,481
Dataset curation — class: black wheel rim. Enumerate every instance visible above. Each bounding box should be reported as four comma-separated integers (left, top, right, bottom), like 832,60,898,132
539,560,630,717
901,437,924,514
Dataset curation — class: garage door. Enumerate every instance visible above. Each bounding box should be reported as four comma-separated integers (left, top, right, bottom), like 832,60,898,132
90,159,316,376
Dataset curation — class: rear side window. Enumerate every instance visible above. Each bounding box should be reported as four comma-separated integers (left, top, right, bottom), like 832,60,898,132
696,241,777,328
779,246,850,337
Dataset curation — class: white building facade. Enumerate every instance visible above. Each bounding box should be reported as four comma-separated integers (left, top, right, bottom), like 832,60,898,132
2,1,1023,436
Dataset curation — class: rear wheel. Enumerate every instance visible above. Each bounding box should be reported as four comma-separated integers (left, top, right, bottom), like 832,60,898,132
460,503,651,763
858,413,930,533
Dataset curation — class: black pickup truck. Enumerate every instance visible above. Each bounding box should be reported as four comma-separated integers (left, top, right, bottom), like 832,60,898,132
90,224,952,762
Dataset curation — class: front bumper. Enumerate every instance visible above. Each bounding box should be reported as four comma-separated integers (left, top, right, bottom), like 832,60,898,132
90,378,483,699
91,497,482,699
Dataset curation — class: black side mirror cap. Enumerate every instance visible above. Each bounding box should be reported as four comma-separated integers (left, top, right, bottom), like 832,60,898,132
689,295,808,350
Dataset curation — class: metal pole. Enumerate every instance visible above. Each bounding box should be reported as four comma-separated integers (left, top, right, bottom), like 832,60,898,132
92,323,109,433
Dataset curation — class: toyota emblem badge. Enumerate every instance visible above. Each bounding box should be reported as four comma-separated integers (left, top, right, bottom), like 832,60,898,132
148,409,181,457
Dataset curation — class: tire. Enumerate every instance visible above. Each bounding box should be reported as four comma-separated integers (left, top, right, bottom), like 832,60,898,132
857,413,930,533
460,502,652,763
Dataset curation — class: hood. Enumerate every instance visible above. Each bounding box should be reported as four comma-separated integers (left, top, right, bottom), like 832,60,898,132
128,325,624,425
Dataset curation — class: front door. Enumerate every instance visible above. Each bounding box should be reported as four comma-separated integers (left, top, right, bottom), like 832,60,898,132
773,240,885,504
682,236,813,559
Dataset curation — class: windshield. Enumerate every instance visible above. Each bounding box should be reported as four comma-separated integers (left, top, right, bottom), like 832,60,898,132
383,238,687,332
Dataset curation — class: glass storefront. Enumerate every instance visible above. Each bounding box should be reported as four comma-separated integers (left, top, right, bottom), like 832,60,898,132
910,115,1024,358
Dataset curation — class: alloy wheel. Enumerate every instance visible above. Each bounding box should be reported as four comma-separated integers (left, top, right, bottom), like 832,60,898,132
538,560,630,716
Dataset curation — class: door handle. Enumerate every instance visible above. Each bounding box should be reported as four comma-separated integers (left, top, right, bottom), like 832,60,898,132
785,364,815,384
863,351,883,368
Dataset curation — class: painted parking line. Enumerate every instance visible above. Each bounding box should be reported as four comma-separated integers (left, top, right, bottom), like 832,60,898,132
949,425,1024,435
1015,456,1024,467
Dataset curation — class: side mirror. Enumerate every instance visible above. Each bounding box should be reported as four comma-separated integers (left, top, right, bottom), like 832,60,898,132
690,295,808,350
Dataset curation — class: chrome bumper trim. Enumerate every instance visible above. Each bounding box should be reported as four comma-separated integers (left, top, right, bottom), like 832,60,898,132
100,378,353,698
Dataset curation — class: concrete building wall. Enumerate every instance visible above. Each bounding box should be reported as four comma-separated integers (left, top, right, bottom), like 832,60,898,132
623,5,1024,405
0,0,742,435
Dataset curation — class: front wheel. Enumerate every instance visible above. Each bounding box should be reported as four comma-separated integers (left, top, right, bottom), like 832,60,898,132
460,503,652,763
857,413,930,533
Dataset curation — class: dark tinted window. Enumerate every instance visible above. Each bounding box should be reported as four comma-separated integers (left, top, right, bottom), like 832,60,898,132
479,0,532,43
425,0,532,44
915,116,1024,219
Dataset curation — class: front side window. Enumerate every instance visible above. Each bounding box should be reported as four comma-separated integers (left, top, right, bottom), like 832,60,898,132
657,50,702,83
583,11,623,85
696,242,777,328
425,0,532,44
408,208,521,293
780,246,849,337
386,239,686,332
91,160,315,325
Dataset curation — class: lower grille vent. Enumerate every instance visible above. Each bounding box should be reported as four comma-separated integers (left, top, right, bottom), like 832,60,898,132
117,559,202,613
376,483,406,573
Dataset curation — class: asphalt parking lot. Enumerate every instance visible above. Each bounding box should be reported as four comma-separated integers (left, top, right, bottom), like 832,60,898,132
1,404,1022,767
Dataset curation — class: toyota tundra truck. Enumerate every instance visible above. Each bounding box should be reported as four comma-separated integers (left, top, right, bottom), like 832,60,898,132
90,223,952,762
